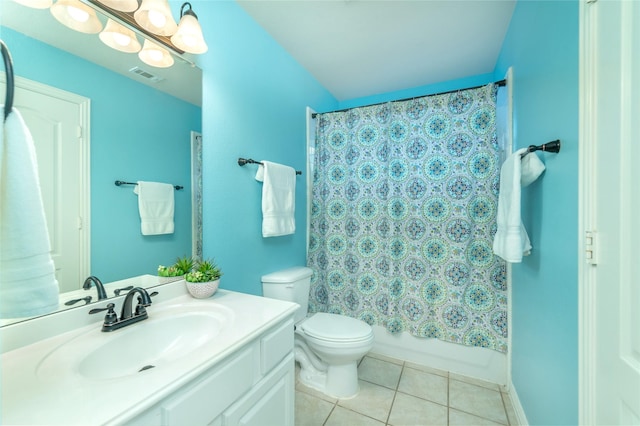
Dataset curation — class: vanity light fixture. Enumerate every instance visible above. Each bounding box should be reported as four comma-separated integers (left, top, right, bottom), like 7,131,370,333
170,2,208,54
138,39,174,68
50,0,103,34
13,0,208,68
99,18,141,53
133,0,178,36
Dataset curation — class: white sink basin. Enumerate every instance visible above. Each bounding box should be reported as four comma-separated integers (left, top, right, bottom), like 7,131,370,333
36,302,232,381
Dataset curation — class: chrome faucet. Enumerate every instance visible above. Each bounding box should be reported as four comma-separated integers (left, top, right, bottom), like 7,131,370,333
89,287,152,332
83,276,107,300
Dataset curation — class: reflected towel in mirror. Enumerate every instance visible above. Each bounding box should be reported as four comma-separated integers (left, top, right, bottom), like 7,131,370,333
134,181,175,235
0,106,59,318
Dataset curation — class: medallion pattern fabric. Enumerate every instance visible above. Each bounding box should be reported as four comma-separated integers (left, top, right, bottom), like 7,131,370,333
307,84,508,353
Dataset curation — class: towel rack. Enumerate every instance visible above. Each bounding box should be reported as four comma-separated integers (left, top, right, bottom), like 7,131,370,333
521,140,561,157
114,180,183,190
1,40,15,122
238,158,302,175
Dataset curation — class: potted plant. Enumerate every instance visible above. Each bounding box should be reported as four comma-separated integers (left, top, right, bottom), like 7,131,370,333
184,258,223,298
157,256,194,283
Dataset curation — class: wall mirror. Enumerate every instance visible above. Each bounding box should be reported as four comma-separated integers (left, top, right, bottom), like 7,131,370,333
0,0,203,324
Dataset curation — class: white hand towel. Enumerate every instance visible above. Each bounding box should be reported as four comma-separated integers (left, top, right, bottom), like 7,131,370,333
0,106,59,318
521,150,546,187
493,148,541,263
255,161,296,237
134,181,175,235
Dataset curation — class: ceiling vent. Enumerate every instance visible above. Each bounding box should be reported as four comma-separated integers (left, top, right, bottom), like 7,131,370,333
128,66,164,83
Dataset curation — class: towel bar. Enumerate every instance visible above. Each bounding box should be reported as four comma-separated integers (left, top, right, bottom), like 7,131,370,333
238,158,302,175
521,140,561,157
114,180,183,190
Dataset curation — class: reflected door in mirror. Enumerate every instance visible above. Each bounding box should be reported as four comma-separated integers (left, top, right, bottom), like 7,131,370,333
13,78,90,293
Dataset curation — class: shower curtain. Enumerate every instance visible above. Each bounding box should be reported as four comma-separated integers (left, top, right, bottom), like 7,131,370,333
307,83,507,353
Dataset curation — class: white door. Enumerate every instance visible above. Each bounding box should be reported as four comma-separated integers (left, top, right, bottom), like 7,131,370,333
8,76,90,293
580,0,640,423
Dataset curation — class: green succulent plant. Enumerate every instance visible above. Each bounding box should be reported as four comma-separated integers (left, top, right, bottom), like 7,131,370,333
185,258,223,283
174,256,194,275
158,255,194,277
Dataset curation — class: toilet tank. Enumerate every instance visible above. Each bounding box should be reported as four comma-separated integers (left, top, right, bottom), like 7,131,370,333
261,267,313,323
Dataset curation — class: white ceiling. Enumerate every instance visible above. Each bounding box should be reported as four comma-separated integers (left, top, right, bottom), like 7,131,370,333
3,1,515,105
237,0,516,101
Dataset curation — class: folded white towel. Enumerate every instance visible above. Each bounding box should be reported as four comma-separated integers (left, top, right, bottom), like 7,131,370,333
134,181,175,235
255,161,296,237
0,106,59,318
493,148,545,263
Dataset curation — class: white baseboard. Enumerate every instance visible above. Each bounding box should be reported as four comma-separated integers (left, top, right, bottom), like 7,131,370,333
370,325,508,385
508,381,529,426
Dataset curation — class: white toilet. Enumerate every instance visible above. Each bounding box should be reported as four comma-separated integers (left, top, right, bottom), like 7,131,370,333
261,266,374,399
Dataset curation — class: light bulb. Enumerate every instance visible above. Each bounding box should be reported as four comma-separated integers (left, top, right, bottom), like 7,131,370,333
148,48,163,62
148,9,166,28
66,5,89,22
112,33,131,47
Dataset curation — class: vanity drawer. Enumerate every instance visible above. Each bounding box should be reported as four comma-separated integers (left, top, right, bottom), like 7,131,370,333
260,318,293,374
161,345,255,425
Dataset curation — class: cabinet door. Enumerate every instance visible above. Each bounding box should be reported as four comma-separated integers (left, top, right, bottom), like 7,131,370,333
223,353,294,426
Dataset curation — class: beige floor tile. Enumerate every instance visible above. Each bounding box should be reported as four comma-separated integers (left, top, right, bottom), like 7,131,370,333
366,352,405,365
501,392,519,426
449,380,508,425
358,356,403,389
296,380,339,404
295,391,335,426
404,361,449,378
325,406,385,426
449,408,504,425
337,380,396,423
449,372,501,391
398,367,448,406
388,392,448,426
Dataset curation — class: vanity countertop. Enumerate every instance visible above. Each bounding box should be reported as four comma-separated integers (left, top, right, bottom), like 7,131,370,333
0,284,298,425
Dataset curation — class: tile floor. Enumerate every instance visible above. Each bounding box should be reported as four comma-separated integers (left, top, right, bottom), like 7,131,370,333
295,352,518,426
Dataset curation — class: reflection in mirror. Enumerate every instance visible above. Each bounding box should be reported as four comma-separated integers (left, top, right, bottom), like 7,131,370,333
0,0,203,323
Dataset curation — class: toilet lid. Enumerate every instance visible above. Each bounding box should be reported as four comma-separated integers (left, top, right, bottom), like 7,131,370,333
300,313,372,342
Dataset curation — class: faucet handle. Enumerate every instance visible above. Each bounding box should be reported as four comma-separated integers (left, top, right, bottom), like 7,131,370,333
114,285,134,296
89,302,118,326
135,291,157,316
136,291,158,305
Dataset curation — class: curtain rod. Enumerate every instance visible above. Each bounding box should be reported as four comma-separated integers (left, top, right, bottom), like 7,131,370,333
311,79,506,119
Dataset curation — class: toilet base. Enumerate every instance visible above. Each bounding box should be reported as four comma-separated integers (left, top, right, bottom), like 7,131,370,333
295,344,361,399
324,362,360,398
298,361,360,399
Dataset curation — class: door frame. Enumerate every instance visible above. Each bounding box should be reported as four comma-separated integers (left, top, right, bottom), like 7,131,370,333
578,0,639,422
578,0,596,418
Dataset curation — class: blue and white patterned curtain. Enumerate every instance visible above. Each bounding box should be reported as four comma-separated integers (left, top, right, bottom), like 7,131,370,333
307,84,508,353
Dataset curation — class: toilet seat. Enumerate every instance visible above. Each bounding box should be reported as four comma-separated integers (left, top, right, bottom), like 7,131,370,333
300,313,373,343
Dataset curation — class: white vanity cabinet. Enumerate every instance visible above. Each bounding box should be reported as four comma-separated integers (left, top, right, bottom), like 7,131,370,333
127,317,295,426
1,286,299,426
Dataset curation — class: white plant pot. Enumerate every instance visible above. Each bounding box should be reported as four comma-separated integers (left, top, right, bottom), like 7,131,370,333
185,279,220,299
158,275,184,284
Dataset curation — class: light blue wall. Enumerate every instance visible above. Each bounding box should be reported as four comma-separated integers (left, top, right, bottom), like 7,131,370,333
196,2,337,295
494,1,579,424
1,27,202,283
